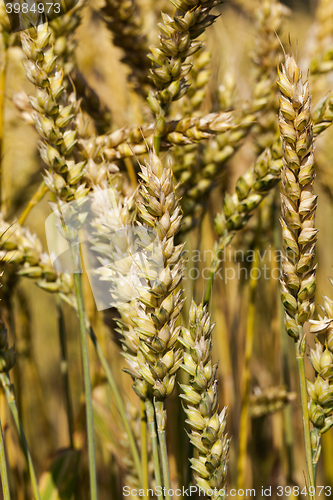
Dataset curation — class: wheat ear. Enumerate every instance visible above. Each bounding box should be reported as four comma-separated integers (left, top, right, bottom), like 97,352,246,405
101,0,150,95
180,301,229,499
310,0,333,75
251,0,288,153
308,284,333,481
278,52,317,496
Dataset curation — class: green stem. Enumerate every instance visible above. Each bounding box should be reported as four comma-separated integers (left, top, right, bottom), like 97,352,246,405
311,426,322,487
280,308,295,481
203,268,216,306
19,181,48,226
56,295,74,449
0,49,7,214
295,338,315,500
192,219,203,303
280,303,296,487
72,244,98,500
153,115,165,156
237,248,259,492
59,289,143,487
0,418,11,500
0,373,40,500
154,400,171,500
313,460,318,488
154,135,161,156
141,401,149,500
88,326,143,487
203,236,233,307
273,198,295,485
145,399,162,491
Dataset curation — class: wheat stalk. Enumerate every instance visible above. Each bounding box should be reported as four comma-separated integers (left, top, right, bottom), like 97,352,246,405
19,14,100,496
180,301,229,499
89,152,185,492
0,318,16,376
0,315,40,499
0,417,10,500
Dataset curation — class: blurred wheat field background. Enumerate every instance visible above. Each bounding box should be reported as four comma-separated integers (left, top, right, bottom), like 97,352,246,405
1,0,333,499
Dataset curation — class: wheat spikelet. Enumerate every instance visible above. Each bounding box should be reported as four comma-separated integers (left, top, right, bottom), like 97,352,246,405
148,0,224,118
101,0,151,94
49,0,85,76
88,182,144,393
178,46,212,116
20,20,87,201
277,53,317,340
308,284,333,467
88,154,185,401
218,72,236,112
93,109,236,160
0,2,16,50
124,151,185,400
215,146,282,244
180,301,229,499
0,310,16,374
310,0,333,75
249,386,296,418
0,214,73,294
20,16,118,209
171,92,255,231
251,0,288,153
